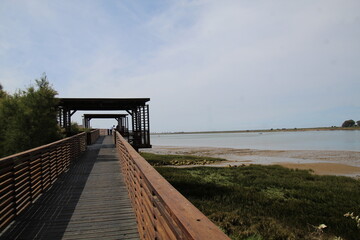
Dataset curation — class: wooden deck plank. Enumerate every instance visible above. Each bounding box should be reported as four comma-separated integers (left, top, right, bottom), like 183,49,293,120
0,136,139,240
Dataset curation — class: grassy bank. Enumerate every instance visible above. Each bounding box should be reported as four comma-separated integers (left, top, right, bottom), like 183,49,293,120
140,152,225,166
141,153,360,239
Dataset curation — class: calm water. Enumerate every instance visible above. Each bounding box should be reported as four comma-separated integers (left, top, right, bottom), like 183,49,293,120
151,131,360,151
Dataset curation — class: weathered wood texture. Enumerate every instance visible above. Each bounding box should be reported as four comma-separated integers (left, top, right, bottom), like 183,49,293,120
0,132,89,232
100,129,109,136
115,132,230,240
87,129,100,145
0,136,139,240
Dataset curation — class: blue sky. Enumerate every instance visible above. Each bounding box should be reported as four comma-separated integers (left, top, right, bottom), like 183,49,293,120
1,0,359,132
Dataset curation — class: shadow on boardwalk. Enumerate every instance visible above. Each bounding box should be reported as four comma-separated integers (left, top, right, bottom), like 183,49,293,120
0,136,139,240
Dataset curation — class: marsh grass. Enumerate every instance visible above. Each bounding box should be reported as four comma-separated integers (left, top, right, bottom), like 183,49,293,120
140,152,225,166
142,154,360,239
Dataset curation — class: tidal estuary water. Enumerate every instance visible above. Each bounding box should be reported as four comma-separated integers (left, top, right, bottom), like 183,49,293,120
151,130,360,151
146,130,360,177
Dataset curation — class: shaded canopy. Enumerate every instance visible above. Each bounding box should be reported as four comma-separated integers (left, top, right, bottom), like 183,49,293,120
57,98,151,149
57,98,150,111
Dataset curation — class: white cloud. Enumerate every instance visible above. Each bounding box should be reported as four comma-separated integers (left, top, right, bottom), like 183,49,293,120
1,0,359,131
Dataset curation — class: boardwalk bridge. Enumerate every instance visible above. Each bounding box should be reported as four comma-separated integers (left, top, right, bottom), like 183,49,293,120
0,98,229,240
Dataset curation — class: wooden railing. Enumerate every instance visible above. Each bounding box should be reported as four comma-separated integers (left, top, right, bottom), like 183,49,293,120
87,129,100,145
0,132,91,232
115,132,230,240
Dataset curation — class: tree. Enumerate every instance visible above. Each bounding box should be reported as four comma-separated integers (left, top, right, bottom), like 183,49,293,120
0,83,6,98
0,75,61,158
357,121,360,127
342,119,355,127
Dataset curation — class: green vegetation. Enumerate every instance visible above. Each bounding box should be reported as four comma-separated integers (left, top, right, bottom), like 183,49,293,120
342,120,357,128
140,152,225,166
344,212,360,229
0,75,62,158
142,154,360,239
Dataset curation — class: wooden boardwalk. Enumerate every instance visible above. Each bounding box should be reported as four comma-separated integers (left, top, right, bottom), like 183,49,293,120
0,136,139,240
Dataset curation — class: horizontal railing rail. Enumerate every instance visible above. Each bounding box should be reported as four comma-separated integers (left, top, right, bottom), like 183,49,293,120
87,129,100,145
115,131,230,240
0,132,91,232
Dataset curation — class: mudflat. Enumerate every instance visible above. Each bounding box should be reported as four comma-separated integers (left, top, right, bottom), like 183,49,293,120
142,146,360,177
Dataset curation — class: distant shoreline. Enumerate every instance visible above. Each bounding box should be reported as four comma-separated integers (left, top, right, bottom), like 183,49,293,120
152,127,360,135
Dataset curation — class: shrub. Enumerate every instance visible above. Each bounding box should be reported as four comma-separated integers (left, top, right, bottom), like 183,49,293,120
342,120,355,127
0,74,61,157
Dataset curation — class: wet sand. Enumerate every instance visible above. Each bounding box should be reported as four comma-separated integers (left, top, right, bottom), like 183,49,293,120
142,146,360,177
279,162,360,176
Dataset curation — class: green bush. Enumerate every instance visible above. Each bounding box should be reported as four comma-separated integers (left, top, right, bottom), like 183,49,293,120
342,120,355,127
140,152,225,166
0,75,61,157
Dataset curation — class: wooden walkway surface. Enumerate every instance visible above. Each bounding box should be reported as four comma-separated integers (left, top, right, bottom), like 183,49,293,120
0,136,139,240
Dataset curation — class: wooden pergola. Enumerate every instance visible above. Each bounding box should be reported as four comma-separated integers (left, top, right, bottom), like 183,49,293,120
57,98,151,149
83,113,128,130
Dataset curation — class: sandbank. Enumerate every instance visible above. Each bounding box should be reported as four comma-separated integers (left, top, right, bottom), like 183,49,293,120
142,146,360,177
